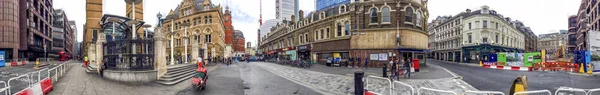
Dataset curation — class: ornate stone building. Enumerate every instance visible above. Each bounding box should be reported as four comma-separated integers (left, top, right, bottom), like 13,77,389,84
259,0,430,67
162,0,226,63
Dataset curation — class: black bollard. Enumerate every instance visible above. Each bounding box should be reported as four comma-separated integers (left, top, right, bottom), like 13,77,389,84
383,64,388,77
355,71,364,95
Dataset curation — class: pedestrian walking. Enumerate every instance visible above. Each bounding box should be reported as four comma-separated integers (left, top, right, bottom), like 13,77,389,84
364,58,369,69
100,62,106,78
83,56,88,67
349,57,354,68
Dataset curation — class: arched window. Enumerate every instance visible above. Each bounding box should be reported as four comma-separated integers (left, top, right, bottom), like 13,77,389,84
382,7,390,23
416,10,422,26
405,7,414,23
340,6,346,13
337,23,342,37
344,22,350,36
370,8,378,23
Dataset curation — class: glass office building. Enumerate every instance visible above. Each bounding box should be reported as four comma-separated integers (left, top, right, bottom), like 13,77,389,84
315,0,350,11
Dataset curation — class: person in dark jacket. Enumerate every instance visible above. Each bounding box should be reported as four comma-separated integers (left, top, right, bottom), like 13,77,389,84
364,58,369,69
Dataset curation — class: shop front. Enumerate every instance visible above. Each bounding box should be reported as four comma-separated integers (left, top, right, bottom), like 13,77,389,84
312,39,350,65
278,47,296,60
296,45,311,61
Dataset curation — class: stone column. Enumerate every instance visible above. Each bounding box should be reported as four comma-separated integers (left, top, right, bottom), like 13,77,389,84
191,39,199,64
96,33,106,73
154,28,167,78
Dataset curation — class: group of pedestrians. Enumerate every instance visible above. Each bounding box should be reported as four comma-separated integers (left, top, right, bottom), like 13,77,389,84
346,57,370,69
388,57,412,80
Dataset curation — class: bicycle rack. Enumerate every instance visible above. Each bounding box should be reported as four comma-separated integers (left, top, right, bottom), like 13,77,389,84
555,87,587,95
393,81,415,95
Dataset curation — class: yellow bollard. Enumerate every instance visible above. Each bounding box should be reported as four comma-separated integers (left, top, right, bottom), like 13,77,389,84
580,63,585,74
588,63,593,75
34,58,39,69
509,76,528,95
479,61,483,67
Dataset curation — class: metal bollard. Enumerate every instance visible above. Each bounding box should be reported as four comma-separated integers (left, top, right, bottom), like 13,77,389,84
355,71,364,95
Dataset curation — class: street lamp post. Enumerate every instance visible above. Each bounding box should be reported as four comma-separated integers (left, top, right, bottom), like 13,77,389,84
142,24,152,54
181,23,190,63
166,15,175,65
125,0,142,54
108,18,122,41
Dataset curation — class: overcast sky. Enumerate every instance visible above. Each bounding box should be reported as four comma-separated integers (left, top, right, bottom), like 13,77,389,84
55,0,578,47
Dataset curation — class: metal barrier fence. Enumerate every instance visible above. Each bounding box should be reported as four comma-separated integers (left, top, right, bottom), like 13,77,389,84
364,76,393,95
513,90,552,95
555,87,587,95
464,90,505,95
589,88,600,95
0,62,71,95
393,81,415,95
417,87,457,95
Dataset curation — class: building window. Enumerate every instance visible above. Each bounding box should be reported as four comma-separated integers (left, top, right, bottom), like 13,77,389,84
370,8,378,23
209,16,213,24
495,22,499,29
382,7,390,23
204,16,208,24
205,34,212,43
405,7,413,23
305,33,309,42
320,29,324,39
468,23,472,30
337,23,342,37
315,31,319,40
495,34,499,44
483,37,488,43
345,22,350,36
483,20,487,28
468,33,472,43
416,10,422,26
326,28,330,38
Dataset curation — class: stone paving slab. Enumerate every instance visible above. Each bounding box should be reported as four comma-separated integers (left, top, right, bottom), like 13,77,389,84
254,62,478,95
49,63,220,95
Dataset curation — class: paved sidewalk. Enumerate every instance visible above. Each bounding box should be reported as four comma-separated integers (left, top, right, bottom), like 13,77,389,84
49,63,220,95
278,61,455,79
254,62,478,95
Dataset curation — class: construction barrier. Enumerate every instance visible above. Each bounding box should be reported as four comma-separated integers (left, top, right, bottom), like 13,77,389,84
1,62,70,95
464,90,505,95
393,81,414,95
512,90,552,95
533,62,579,72
8,74,32,95
417,87,457,95
0,81,9,95
364,76,393,95
588,88,600,95
555,87,587,95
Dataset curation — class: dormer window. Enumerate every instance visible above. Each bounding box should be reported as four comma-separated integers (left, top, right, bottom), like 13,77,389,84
204,5,210,11
340,5,346,13
320,12,325,19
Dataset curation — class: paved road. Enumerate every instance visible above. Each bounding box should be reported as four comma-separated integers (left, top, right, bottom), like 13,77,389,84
304,62,455,79
430,60,600,94
0,61,71,95
178,62,320,95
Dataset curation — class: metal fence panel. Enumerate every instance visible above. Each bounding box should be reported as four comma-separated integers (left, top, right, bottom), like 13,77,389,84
463,90,505,95
588,88,600,95
555,87,587,95
417,87,457,95
393,81,414,95
364,76,393,95
512,90,551,95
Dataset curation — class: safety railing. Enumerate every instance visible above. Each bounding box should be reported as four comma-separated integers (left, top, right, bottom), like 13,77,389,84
7,74,31,94
364,75,393,95
512,90,552,95
0,81,8,95
417,87,458,95
464,90,505,95
555,87,587,95
1,62,71,95
588,88,600,95
393,81,415,95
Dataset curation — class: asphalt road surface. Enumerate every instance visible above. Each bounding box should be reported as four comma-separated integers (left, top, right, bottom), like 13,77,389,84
177,62,320,95
430,60,600,94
